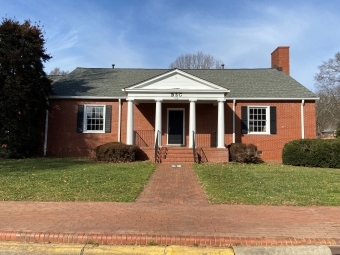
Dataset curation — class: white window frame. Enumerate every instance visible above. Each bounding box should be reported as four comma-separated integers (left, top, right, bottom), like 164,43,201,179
83,104,106,133
248,106,270,134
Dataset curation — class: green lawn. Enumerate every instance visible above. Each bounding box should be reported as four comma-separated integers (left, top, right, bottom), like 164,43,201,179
193,163,340,206
0,158,156,202
2,158,340,206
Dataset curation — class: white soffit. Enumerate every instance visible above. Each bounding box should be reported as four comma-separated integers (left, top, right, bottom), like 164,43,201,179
124,69,229,92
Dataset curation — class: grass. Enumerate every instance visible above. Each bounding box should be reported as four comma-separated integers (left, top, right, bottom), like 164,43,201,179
193,163,340,206
0,158,156,202
2,158,340,206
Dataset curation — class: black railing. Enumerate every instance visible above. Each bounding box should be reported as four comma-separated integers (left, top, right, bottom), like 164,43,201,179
192,131,197,163
198,148,208,163
154,130,160,163
135,130,154,147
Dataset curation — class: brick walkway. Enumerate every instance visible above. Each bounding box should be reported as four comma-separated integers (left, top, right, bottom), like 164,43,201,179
137,163,209,205
0,163,340,246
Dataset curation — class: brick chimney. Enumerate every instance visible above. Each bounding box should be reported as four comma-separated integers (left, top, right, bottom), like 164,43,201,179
271,46,290,75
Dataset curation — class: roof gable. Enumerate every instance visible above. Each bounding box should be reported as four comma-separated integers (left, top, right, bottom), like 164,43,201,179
124,69,229,92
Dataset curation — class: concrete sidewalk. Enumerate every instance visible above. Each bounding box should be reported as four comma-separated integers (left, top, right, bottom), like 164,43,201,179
0,164,339,247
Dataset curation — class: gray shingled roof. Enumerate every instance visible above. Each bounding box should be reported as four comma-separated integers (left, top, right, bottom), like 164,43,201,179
51,67,317,99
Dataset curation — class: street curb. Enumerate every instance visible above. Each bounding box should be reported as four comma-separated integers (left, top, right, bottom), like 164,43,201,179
1,231,339,246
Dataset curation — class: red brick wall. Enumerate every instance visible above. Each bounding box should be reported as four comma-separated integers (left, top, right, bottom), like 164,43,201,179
231,100,316,162
47,99,120,157
196,104,218,147
46,99,316,162
271,46,290,75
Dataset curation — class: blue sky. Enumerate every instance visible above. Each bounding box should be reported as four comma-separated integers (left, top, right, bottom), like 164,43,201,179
2,0,340,91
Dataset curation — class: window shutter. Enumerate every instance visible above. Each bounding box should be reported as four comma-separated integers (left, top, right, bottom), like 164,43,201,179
241,106,248,134
77,105,84,133
105,105,112,133
270,106,277,134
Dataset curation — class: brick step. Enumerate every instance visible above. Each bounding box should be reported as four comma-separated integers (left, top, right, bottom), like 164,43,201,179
164,157,193,161
161,158,194,163
165,153,193,157
165,151,192,155
158,147,196,163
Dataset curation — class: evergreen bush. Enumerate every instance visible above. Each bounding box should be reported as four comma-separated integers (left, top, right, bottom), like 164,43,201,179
282,139,340,168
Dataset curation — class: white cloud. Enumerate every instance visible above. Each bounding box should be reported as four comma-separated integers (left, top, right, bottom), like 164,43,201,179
4,0,340,90
48,29,79,53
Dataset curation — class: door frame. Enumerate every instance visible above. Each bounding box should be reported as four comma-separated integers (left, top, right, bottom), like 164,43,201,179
167,108,185,146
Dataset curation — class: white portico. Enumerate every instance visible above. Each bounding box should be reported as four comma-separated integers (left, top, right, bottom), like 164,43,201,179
122,69,230,148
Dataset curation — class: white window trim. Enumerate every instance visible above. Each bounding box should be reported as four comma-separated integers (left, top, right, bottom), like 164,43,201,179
83,104,106,133
248,106,270,135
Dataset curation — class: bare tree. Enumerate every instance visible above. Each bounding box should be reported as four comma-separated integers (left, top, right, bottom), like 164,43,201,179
49,67,69,76
169,51,223,69
315,52,340,133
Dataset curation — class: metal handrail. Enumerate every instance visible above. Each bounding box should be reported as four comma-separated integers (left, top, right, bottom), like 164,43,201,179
135,130,154,147
192,131,197,163
154,130,160,163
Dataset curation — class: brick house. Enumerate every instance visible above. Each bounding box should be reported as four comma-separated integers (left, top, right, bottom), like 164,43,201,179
44,46,317,162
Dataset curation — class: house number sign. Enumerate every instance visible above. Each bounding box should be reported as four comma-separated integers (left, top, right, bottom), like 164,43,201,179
171,93,182,97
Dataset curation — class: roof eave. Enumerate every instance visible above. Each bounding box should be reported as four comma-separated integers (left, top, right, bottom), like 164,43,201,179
48,96,126,99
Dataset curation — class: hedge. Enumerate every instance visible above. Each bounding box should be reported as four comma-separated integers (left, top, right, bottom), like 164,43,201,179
282,139,340,168
96,142,140,163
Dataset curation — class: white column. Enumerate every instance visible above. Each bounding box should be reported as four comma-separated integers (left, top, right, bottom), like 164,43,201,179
155,99,162,147
301,99,305,139
217,100,225,148
126,99,134,145
232,99,236,143
118,98,121,142
189,99,197,148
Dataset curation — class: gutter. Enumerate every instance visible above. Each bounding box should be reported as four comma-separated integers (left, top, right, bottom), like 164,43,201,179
301,99,305,139
225,97,319,101
233,99,236,143
48,96,318,101
43,100,49,156
48,96,126,99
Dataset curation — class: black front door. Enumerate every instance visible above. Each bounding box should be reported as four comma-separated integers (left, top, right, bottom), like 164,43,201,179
168,110,183,144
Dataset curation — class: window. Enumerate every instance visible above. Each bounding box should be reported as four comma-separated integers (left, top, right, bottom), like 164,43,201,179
85,105,105,132
241,106,276,134
249,107,269,134
77,105,112,133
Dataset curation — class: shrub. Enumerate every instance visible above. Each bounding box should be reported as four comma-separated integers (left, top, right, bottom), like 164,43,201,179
229,143,263,163
336,128,340,138
96,142,140,163
282,139,340,168
0,147,11,159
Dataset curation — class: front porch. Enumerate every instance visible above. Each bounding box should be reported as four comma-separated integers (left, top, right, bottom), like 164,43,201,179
134,130,229,163
122,69,231,163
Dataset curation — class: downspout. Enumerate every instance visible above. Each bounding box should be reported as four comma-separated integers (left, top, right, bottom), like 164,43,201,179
43,100,49,156
301,99,305,139
118,98,121,142
232,99,236,143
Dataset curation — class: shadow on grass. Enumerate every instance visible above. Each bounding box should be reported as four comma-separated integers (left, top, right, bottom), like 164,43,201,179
0,157,95,173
